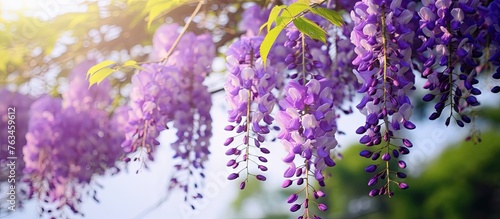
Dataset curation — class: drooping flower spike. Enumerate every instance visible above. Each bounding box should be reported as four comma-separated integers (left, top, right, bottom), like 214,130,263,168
224,36,279,189
350,0,416,197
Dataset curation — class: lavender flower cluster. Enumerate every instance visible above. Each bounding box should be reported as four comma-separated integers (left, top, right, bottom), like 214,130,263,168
350,0,416,197
224,36,278,189
22,61,125,216
417,0,484,126
122,23,216,207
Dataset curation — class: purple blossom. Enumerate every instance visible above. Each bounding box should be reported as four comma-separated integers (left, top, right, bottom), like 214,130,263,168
238,4,270,36
122,63,180,158
418,0,485,126
22,62,124,216
351,0,416,197
224,36,279,185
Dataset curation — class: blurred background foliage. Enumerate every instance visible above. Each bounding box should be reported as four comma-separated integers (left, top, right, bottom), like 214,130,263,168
0,0,267,97
232,108,500,219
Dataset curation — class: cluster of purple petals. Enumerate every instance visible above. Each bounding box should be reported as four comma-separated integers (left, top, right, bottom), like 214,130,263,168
350,0,416,197
224,36,278,188
129,23,215,206
277,76,337,218
417,0,485,126
121,63,180,160
283,26,326,79
238,3,291,84
238,4,271,36
0,89,33,209
480,0,500,93
22,61,125,216
323,20,359,112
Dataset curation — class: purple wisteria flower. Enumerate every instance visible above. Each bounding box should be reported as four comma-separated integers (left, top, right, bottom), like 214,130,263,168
478,0,500,93
140,23,216,207
238,4,271,36
277,76,338,218
224,36,278,189
22,63,124,216
417,0,485,126
351,0,416,197
121,63,180,160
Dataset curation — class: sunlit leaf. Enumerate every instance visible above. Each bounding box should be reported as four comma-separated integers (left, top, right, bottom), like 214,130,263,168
147,2,171,28
146,0,196,28
260,24,286,67
264,5,286,33
122,60,137,67
293,17,327,43
87,60,116,78
282,2,310,18
310,7,344,27
88,68,116,88
275,16,292,27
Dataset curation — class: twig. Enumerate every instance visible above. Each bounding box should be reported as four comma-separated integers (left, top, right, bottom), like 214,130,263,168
160,0,206,64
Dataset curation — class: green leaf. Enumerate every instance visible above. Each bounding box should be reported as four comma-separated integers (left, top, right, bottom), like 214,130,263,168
297,0,311,4
87,60,116,78
310,7,344,27
282,2,310,18
122,60,137,67
275,16,292,28
147,2,170,28
292,17,327,43
146,0,195,28
264,5,286,32
260,25,286,67
88,68,116,88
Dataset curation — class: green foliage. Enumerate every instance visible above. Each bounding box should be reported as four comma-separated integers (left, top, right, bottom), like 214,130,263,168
292,17,326,43
259,1,343,66
144,0,197,28
87,60,142,87
309,7,343,27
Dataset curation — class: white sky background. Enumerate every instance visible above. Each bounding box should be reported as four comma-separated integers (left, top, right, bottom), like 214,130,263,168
2,0,500,218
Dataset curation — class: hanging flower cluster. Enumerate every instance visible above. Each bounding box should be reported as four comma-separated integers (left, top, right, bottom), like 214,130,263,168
22,61,125,217
122,23,216,207
350,0,417,197
224,36,278,189
417,0,485,126
480,0,500,93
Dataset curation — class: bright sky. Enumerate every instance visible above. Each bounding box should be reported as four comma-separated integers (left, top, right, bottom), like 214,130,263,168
0,0,86,20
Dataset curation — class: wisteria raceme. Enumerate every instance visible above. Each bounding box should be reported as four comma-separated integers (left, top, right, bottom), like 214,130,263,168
277,76,338,218
351,0,416,197
274,19,342,216
0,89,33,210
224,36,278,189
237,3,291,82
150,23,216,206
324,20,359,112
121,63,181,162
283,25,326,78
417,0,485,127
22,66,124,216
479,0,500,93
238,4,271,36
152,24,215,77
